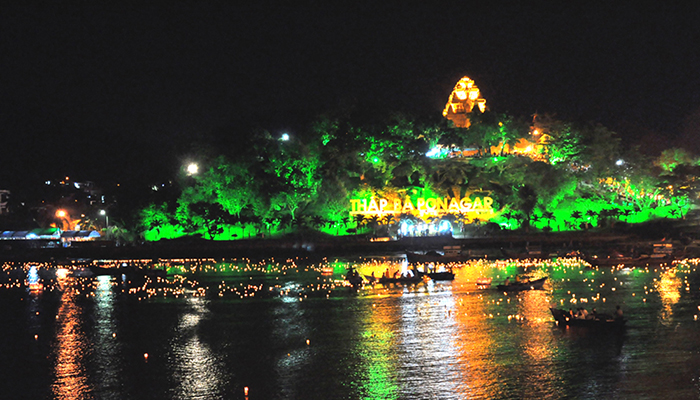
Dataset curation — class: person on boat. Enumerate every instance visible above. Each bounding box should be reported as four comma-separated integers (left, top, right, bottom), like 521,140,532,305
580,308,589,319
569,308,575,318
590,308,597,320
514,275,521,283
503,277,511,286
615,305,623,320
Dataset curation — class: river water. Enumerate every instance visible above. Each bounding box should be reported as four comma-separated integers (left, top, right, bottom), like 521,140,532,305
2,256,700,399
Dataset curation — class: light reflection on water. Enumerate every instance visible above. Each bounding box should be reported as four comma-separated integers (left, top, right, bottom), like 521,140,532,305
52,282,91,400
169,296,228,399
3,258,700,399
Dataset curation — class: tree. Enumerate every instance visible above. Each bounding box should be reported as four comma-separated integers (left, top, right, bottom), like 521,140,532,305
188,202,227,239
542,211,555,229
434,159,471,197
141,203,177,239
655,148,696,172
585,209,598,228
514,184,538,230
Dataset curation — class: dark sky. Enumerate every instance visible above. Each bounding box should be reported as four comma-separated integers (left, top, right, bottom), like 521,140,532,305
2,3,700,189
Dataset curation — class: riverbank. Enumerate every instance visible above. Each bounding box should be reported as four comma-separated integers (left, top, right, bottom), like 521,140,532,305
2,228,698,262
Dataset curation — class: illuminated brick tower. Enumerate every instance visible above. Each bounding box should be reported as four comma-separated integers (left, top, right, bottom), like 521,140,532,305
442,76,487,128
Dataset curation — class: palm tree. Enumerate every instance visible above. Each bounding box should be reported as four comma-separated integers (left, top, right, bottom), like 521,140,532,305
585,210,598,228
367,215,380,236
435,159,469,198
311,215,325,230
542,211,555,229
570,211,582,230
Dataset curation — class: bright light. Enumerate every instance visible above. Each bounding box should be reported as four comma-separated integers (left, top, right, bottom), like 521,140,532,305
100,210,106,216
56,210,67,218
426,147,441,158
280,133,290,141
186,163,199,175
616,159,624,166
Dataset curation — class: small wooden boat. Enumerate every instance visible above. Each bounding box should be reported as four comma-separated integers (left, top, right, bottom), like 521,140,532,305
345,269,363,287
550,308,626,329
476,277,492,287
414,270,455,281
425,271,455,281
496,277,547,291
377,275,424,285
405,251,470,264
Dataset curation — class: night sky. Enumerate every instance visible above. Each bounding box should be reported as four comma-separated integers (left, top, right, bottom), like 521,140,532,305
2,3,700,190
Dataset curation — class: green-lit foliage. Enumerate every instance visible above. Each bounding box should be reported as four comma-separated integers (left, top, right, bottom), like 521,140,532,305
655,148,696,172
140,110,698,241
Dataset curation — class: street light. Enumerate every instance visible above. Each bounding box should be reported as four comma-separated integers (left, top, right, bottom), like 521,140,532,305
100,209,109,230
186,163,199,176
55,209,68,230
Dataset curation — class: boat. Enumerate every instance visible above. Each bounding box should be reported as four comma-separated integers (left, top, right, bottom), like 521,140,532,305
424,271,455,281
476,277,492,287
405,250,470,264
550,308,626,329
376,275,424,285
496,277,547,291
345,269,363,288
405,246,490,264
413,268,455,281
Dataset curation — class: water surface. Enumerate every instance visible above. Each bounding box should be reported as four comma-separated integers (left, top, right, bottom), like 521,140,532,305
2,257,700,399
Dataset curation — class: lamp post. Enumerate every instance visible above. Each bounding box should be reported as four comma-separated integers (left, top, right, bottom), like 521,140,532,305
186,162,199,176
100,210,109,231
55,209,68,230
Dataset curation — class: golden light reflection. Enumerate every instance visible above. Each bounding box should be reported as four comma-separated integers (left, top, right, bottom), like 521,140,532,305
453,285,496,398
655,267,682,322
52,282,91,400
516,291,557,386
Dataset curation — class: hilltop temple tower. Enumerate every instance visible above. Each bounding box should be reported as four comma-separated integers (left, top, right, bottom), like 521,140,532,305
442,76,487,128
